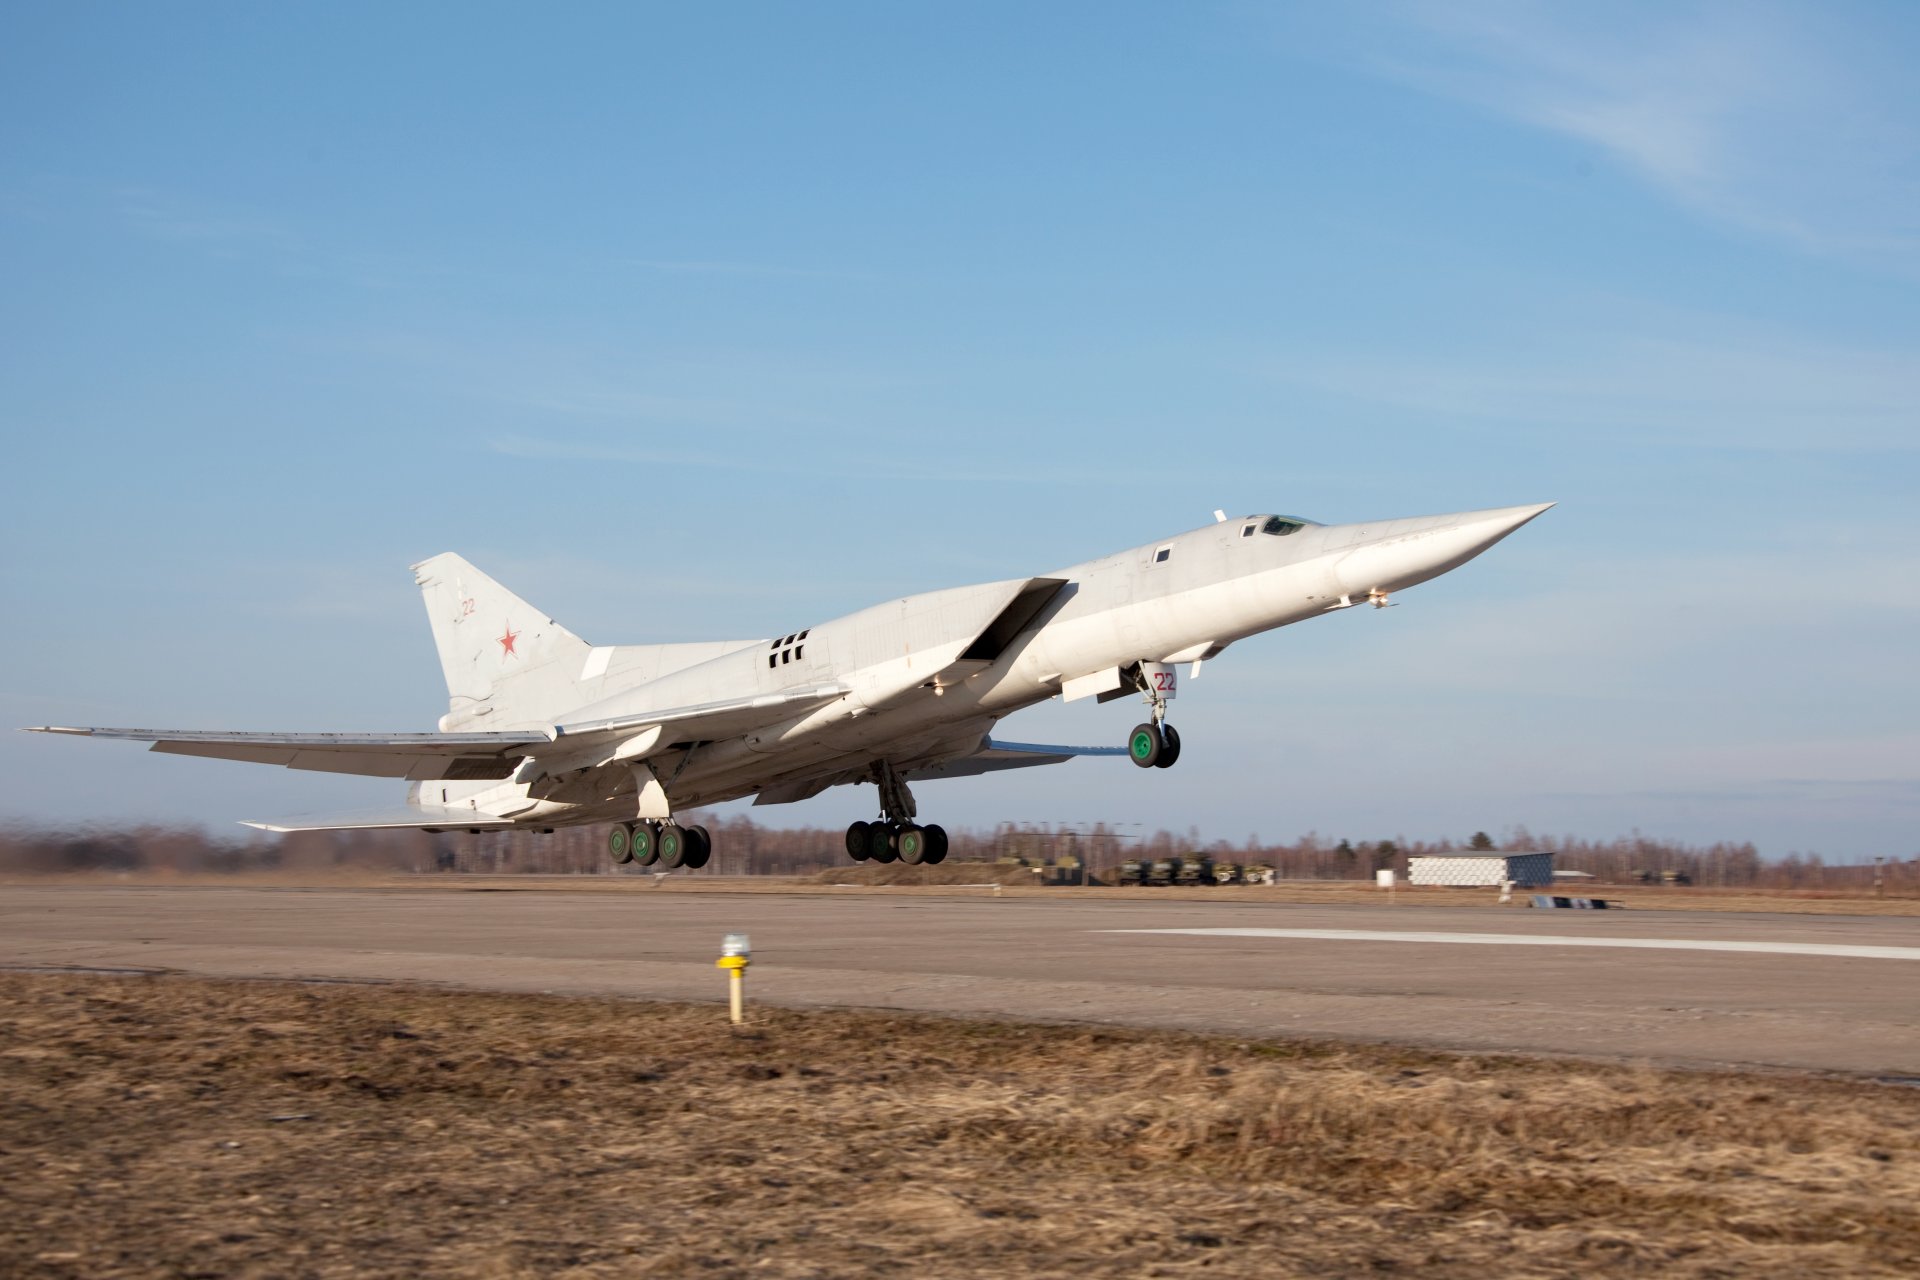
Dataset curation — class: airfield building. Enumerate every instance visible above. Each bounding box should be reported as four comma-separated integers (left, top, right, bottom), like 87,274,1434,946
1407,850,1556,888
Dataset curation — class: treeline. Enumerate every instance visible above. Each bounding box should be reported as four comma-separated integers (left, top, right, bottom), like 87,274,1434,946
1,818,1912,892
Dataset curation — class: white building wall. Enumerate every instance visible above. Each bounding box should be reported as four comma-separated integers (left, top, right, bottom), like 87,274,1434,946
1408,853,1556,887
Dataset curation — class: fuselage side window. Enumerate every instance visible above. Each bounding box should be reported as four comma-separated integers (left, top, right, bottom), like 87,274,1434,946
1153,546,1172,564
1241,523,1256,538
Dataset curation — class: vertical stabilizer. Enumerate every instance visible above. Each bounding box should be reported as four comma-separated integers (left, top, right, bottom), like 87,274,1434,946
412,553,592,730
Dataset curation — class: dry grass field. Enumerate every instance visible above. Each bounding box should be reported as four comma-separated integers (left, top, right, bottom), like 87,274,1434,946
3,971,1917,1278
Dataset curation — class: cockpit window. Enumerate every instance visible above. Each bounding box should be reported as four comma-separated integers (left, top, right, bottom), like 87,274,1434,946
1261,516,1305,536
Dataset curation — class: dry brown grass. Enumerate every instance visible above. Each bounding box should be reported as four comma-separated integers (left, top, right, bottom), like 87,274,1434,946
3,972,1917,1278
810,860,1045,887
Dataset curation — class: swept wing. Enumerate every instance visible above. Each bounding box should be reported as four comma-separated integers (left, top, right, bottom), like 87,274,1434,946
24,683,847,781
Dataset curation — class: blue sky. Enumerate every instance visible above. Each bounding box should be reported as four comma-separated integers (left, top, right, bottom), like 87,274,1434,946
2,2,1914,857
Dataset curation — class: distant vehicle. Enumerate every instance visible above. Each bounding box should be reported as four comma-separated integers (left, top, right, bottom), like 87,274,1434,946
29,505,1551,869
1174,856,1212,887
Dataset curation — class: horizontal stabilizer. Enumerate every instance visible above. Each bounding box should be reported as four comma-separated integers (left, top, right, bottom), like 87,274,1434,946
25,725,541,780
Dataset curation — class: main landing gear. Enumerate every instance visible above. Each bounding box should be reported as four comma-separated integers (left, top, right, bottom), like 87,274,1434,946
843,760,950,865
608,820,712,870
845,818,949,865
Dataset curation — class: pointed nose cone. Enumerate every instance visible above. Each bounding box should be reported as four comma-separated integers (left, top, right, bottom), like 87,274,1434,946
1484,500,1555,528
1457,501,1556,546
1334,502,1553,598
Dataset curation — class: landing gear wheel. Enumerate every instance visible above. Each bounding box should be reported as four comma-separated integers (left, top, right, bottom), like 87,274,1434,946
846,820,872,861
657,822,687,869
608,824,633,864
1153,724,1182,769
867,821,899,864
1129,723,1163,769
682,825,712,870
897,824,928,865
631,821,660,866
923,824,949,865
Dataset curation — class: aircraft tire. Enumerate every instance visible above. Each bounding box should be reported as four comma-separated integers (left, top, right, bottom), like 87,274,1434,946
897,824,927,864
846,821,872,861
682,825,712,870
923,824,949,864
608,824,633,864
867,822,899,863
1154,724,1182,769
1128,723,1163,768
658,822,687,869
632,821,660,866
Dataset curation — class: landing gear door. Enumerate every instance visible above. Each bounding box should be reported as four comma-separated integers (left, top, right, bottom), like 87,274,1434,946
1139,661,1177,702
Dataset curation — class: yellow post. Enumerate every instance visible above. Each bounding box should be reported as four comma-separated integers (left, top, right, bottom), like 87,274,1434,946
717,933,751,1025
716,955,747,1023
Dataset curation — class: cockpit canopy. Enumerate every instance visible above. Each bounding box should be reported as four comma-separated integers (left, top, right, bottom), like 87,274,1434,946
1243,514,1321,538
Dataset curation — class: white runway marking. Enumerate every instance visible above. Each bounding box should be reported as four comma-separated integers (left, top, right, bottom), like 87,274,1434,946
1101,928,1920,962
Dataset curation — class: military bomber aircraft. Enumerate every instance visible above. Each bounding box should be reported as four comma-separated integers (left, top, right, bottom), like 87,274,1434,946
28,503,1552,868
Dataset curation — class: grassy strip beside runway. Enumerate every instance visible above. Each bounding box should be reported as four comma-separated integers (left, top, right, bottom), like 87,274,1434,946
3,971,1917,1278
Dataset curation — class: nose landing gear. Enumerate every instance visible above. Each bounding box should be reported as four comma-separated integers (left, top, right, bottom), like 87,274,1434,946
1128,664,1182,769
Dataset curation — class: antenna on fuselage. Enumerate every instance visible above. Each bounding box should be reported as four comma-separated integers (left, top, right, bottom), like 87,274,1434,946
1212,509,1227,523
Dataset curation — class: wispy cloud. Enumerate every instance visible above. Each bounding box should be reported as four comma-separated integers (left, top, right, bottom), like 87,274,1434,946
490,433,784,473
1371,2,1920,273
486,432,1168,488
1257,326,1920,452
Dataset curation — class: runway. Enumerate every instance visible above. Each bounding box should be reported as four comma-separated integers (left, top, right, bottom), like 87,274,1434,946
4,883,1914,1074
1107,926,1920,961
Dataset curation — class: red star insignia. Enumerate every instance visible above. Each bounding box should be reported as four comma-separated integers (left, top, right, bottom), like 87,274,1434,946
497,624,519,657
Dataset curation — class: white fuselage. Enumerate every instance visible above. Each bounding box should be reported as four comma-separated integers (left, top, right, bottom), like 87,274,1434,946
429,504,1549,826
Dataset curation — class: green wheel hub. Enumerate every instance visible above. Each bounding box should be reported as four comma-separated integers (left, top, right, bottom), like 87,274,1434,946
1130,729,1157,760
898,827,925,863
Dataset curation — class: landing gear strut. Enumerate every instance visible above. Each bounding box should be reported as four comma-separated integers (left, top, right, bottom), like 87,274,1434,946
844,761,949,865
